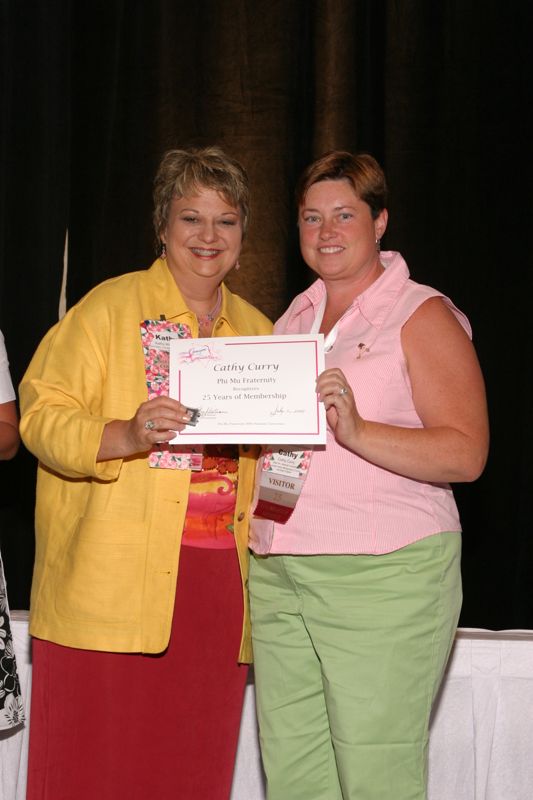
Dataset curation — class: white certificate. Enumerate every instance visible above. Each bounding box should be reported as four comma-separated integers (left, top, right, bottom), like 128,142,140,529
168,334,326,444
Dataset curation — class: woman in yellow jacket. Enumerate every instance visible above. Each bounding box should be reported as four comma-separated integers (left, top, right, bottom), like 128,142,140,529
20,147,271,800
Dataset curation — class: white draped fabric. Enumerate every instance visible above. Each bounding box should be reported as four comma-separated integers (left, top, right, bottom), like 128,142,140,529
1,618,532,800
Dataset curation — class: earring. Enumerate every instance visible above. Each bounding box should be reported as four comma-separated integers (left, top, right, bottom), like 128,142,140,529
160,242,167,259
234,260,240,271
375,238,381,253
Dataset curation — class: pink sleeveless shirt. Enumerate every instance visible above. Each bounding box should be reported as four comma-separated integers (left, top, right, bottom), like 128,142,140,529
249,252,469,555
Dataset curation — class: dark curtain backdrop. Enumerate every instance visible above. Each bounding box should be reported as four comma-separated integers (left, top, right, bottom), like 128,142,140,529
1,1,532,626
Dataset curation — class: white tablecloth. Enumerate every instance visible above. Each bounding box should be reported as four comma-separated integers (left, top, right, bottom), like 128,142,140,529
2,621,532,800
426,629,533,800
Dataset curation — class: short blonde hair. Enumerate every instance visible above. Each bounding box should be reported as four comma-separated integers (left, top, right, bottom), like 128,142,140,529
153,146,250,246
296,150,388,219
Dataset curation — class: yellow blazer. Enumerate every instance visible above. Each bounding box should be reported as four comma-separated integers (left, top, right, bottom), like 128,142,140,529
19,259,272,660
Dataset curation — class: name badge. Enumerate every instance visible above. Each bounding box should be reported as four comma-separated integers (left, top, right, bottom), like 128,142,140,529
141,319,203,470
254,448,312,523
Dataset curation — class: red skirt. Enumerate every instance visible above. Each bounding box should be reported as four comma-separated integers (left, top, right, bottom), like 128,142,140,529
26,545,249,800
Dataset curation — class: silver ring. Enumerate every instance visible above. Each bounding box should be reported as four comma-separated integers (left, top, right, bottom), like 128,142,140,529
144,419,156,430
338,387,348,396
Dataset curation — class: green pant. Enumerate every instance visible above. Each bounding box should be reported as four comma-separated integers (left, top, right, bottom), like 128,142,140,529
249,533,462,800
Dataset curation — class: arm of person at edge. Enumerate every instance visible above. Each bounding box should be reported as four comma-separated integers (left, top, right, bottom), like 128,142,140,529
0,400,20,460
316,296,489,484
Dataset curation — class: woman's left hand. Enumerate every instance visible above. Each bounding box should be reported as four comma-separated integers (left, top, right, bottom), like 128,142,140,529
316,368,364,449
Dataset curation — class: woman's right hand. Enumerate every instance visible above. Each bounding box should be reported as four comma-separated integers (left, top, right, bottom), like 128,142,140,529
97,397,194,461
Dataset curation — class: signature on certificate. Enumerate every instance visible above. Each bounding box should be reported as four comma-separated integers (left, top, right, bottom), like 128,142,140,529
200,406,229,419
269,405,305,417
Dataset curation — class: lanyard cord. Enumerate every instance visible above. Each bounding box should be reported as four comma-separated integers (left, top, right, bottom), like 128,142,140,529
309,295,345,351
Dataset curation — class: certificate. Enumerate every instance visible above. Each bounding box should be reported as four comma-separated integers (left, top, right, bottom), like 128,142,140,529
168,334,326,444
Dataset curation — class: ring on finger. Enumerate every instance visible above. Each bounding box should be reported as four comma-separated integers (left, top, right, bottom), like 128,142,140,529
338,387,348,396
144,419,156,430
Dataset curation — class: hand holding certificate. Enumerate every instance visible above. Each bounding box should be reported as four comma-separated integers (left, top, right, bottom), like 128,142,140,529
168,334,326,444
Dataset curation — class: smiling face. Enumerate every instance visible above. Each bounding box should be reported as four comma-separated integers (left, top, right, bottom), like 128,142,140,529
161,187,243,292
299,178,388,291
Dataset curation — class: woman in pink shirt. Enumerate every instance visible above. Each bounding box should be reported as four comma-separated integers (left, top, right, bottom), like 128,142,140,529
249,151,489,800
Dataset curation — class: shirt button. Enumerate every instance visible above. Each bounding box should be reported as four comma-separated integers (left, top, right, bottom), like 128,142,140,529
237,511,245,522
